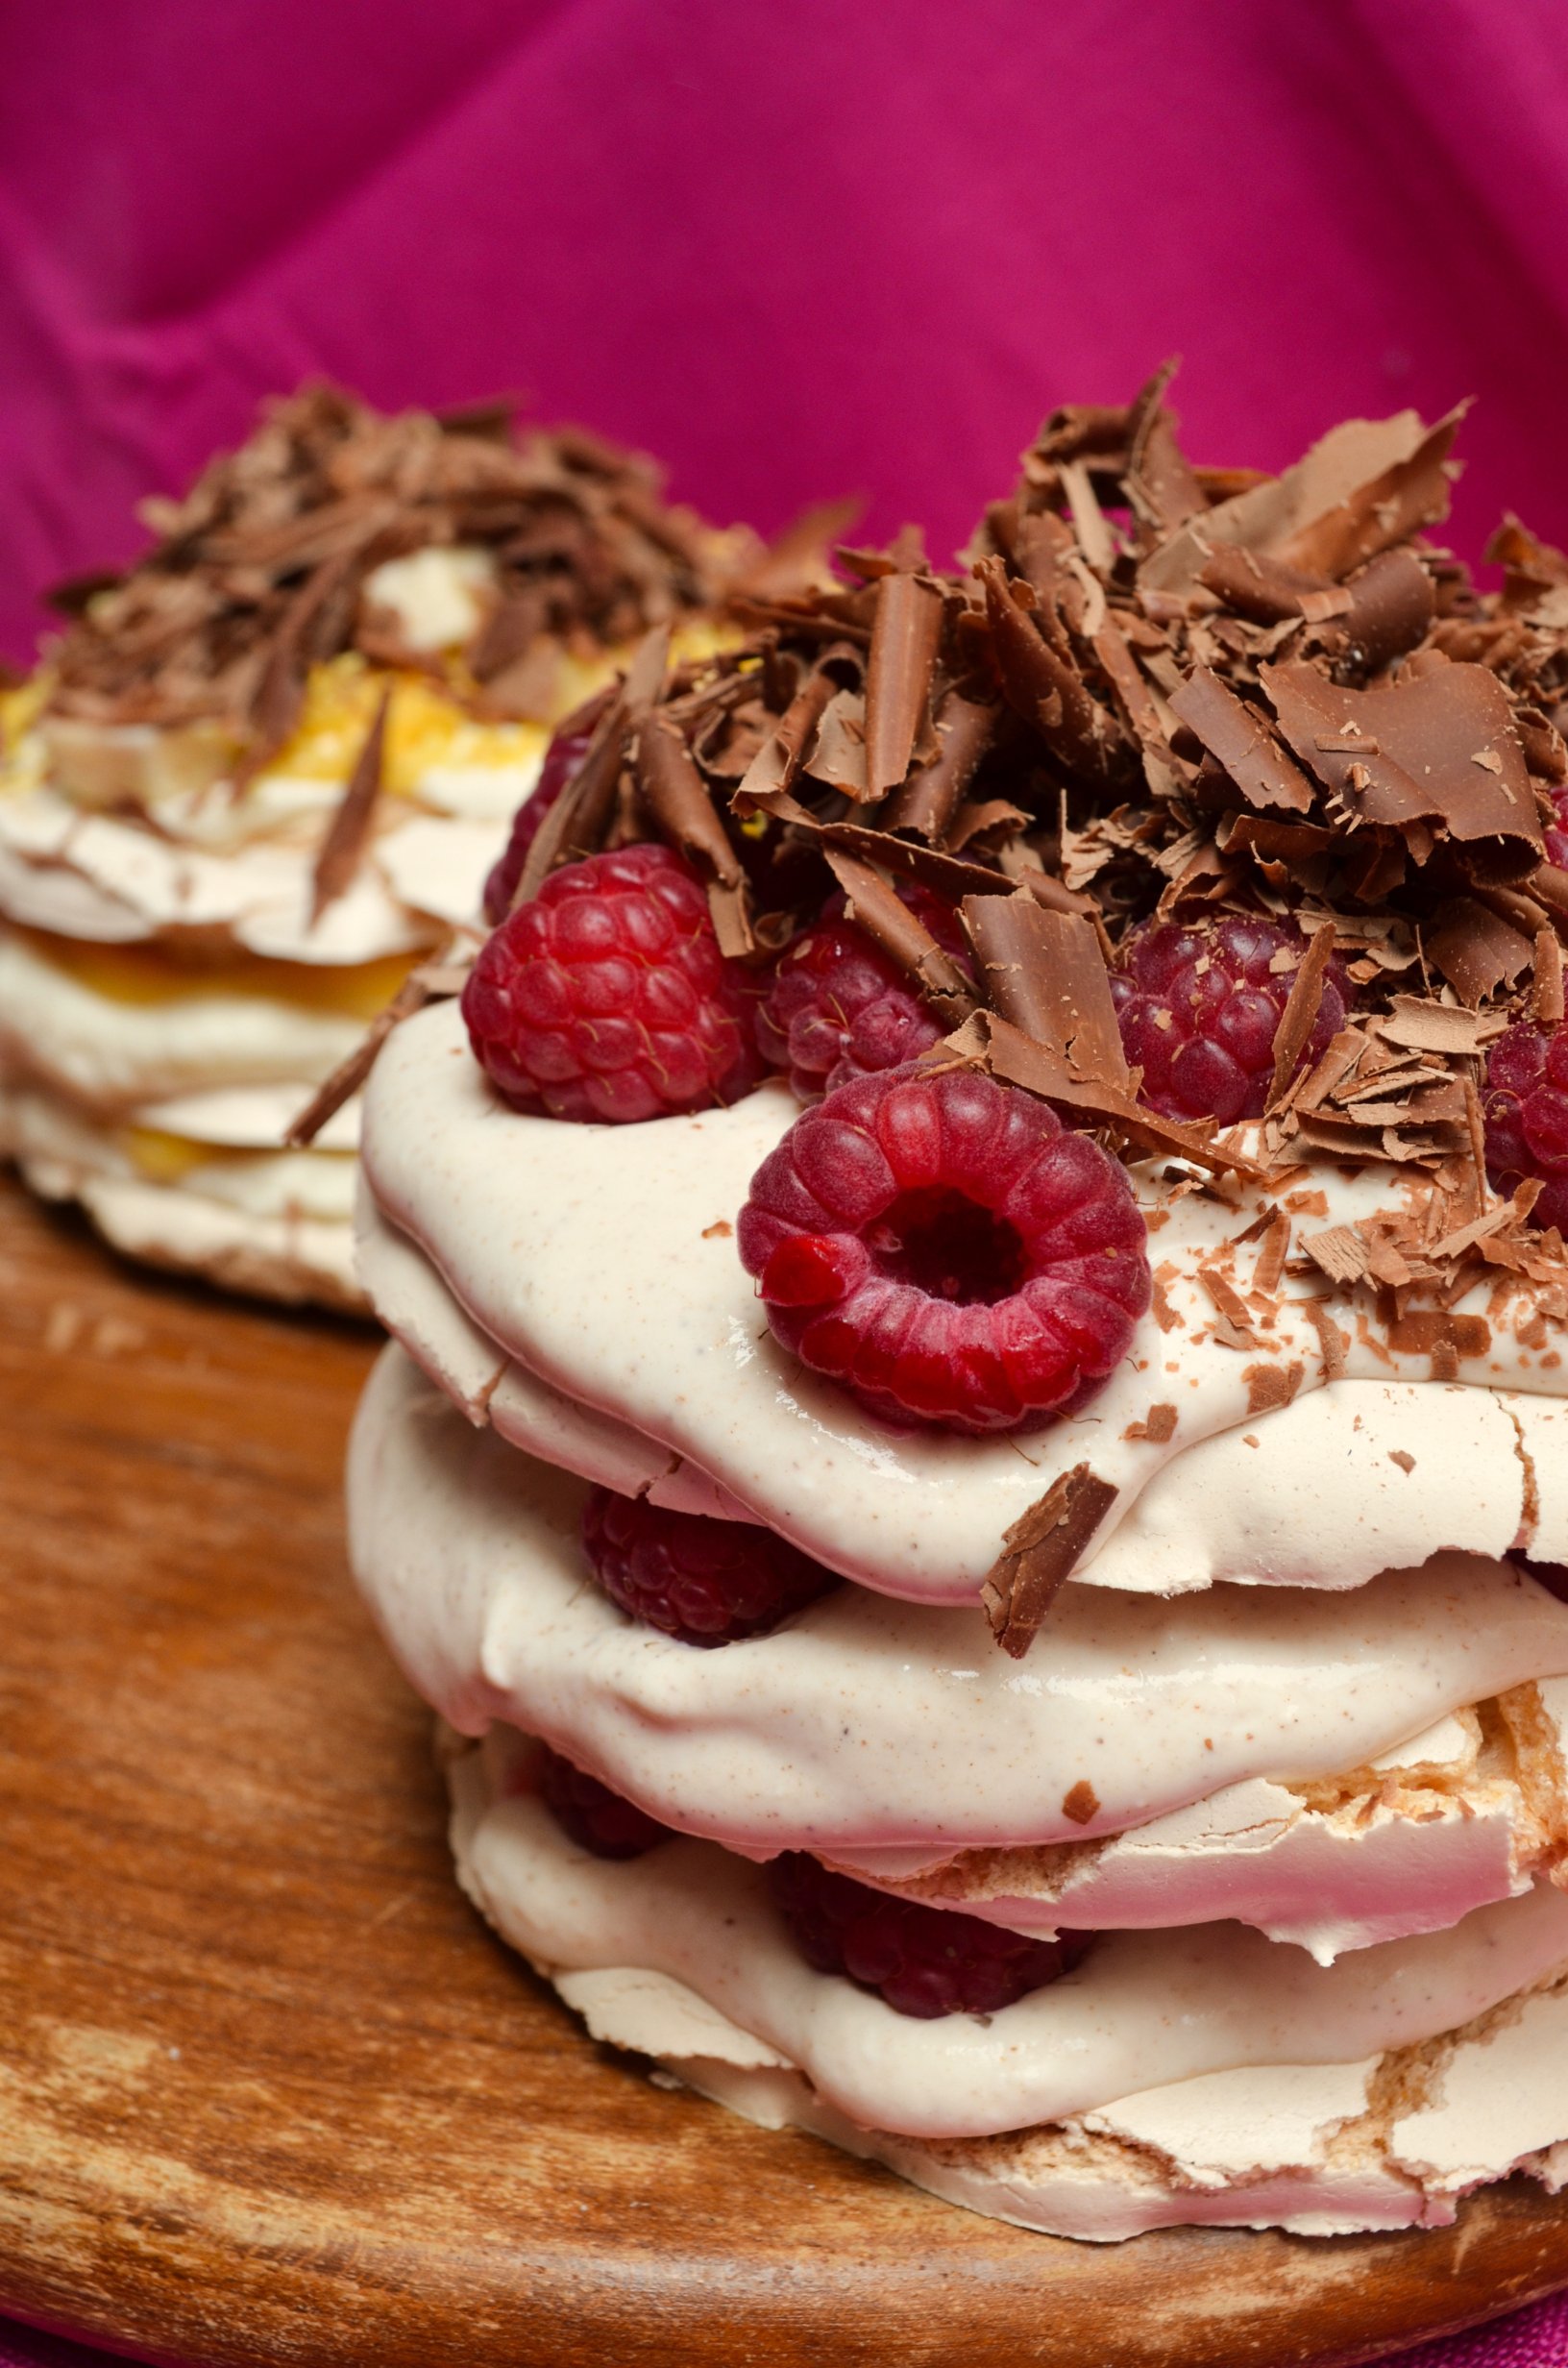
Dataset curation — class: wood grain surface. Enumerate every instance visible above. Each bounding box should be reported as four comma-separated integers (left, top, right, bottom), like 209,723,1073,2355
2,1173,1568,2368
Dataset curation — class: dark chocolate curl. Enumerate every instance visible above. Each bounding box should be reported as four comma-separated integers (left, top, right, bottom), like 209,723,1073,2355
636,712,752,957
1169,667,1316,814
512,686,629,906
864,572,943,796
1124,359,1207,534
821,849,976,1024
978,560,1128,782
884,694,995,840
962,895,1130,1089
309,686,389,925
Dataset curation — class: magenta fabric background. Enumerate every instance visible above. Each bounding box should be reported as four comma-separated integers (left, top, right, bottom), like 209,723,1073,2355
5,0,1568,666
6,2,1568,2362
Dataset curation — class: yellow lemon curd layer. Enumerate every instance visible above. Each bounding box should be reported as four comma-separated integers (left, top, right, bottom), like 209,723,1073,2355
121,1126,354,1182
13,926,418,1020
3,624,741,803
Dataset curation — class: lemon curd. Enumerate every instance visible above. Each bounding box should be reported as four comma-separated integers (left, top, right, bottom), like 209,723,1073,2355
12,926,418,1020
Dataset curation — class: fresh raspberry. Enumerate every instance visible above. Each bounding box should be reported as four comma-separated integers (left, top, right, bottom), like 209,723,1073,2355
480,718,597,925
1545,786,1568,872
1483,1021,1568,1234
757,885,968,1102
769,1853,1089,2019
1112,916,1354,1125
537,1745,671,1859
737,1064,1149,1435
463,843,765,1124
582,1488,838,1645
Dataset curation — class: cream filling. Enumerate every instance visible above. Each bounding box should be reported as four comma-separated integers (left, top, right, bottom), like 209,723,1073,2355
3,1083,355,1221
349,1346,1568,1935
360,1184,1564,1591
0,932,369,1108
447,1726,1568,2143
358,1003,1568,1604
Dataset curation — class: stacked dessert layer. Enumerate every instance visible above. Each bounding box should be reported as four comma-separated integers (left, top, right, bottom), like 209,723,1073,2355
0,387,760,1305
347,375,1568,2239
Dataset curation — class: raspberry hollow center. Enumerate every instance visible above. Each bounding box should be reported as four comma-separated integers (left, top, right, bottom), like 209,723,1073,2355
866,1188,1026,1306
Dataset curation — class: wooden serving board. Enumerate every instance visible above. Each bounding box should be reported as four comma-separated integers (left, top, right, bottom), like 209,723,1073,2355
2,1175,1567,2368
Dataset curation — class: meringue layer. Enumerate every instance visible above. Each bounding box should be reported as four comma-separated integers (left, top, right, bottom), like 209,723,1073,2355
351,1344,1568,1951
356,1004,1568,1602
448,1726,1568,2148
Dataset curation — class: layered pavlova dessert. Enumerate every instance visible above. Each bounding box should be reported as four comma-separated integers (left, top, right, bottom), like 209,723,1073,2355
347,374,1568,2239
0,384,789,1305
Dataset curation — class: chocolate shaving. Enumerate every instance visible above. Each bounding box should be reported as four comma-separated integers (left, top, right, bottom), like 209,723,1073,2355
1243,1359,1304,1414
308,687,390,925
1388,1311,1492,1364
636,710,752,956
1169,667,1315,815
884,694,994,840
1198,1268,1259,1347
821,850,976,1023
283,954,469,1147
1268,921,1337,1106
942,1008,1266,1180
978,559,1128,782
1425,897,1536,1008
1303,1300,1349,1379
1262,660,1543,887
962,895,1130,1089
1123,1403,1179,1443
981,1465,1118,1657
1331,548,1435,671
864,572,943,796
735,667,839,805
1535,929,1566,1025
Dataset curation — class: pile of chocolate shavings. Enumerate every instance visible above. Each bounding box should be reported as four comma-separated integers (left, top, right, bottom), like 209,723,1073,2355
304,373,1568,1648
41,383,815,776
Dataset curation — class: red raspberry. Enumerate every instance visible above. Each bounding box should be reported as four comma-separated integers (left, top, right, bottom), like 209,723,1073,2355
1545,786,1568,872
463,843,764,1124
737,1064,1149,1435
480,718,596,925
537,1745,671,1859
757,885,968,1102
582,1488,838,1645
1483,1020,1568,1234
1112,916,1354,1125
769,1853,1088,2019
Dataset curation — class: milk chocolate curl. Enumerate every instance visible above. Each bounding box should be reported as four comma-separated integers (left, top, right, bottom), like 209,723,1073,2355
982,1465,1118,1656
637,712,752,957
884,695,995,840
1196,548,1340,626
821,849,976,1024
309,686,390,925
864,572,943,797
1335,548,1435,671
978,559,1127,782
962,895,1130,1089
1268,922,1338,1107
1535,929,1566,1025
1169,667,1315,814
734,666,838,806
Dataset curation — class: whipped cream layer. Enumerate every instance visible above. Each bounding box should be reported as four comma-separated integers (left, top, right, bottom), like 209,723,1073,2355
448,1726,1568,2145
3,1078,360,1308
350,1347,1568,1952
359,1003,1568,1603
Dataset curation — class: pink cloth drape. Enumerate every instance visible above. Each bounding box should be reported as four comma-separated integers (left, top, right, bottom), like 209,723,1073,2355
4,2,1568,661
5,4,1568,2360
